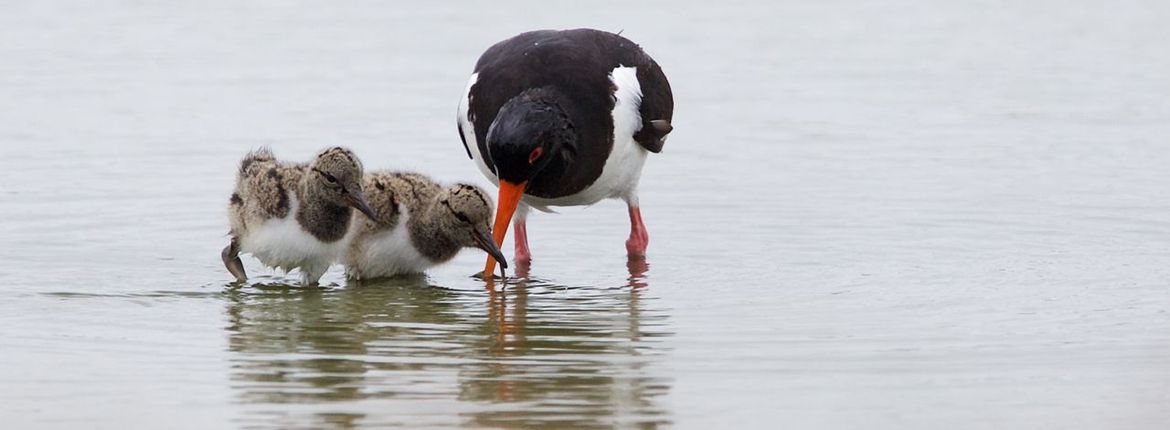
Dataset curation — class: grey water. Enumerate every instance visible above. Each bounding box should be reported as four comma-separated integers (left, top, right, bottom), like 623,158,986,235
2,1,1169,428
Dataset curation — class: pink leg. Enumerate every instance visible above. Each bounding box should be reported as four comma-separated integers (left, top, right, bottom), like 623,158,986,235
626,205,649,257
513,217,531,265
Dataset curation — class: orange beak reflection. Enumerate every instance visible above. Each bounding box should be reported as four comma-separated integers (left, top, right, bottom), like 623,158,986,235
485,180,526,278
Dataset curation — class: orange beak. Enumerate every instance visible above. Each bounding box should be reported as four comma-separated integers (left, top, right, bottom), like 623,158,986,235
485,180,526,278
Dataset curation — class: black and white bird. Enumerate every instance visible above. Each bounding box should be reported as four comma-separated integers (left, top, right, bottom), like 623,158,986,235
455,28,674,276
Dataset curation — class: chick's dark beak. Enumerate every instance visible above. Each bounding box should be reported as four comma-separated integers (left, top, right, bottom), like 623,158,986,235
345,191,378,221
472,228,508,270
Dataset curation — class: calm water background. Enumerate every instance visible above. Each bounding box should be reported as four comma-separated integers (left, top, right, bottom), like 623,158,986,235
2,1,1169,428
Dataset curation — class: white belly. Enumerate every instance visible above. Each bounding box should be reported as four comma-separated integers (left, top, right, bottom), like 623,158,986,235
239,196,344,282
458,66,650,212
344,207,435,279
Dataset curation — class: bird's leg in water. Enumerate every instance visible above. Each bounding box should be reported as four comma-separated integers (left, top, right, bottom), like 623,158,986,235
626,205,649,257
512,203,531,266
513,218,531,265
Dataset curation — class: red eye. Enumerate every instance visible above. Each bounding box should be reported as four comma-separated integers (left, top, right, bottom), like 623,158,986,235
528,147,544,164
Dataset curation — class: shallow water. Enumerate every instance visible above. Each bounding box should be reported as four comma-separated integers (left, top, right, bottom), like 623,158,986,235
3,1,1170,428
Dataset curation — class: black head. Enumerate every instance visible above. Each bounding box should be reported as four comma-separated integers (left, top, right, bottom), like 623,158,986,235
485,88,577,184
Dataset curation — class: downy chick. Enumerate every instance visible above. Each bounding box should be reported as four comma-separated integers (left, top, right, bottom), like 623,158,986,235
223,147,377,285
344,172,506,279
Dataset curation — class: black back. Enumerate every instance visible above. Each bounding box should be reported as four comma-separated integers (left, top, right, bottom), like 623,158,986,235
462,29,674,199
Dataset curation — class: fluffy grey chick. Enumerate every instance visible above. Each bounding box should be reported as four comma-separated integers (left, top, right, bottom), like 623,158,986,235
223,147,377,285
344,172,507,279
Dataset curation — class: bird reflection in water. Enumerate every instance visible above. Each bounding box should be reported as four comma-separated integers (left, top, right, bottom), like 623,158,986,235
224,259,670,429
465,258,666,428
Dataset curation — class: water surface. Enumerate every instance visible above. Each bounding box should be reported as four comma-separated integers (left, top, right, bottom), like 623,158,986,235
2,1,1169,428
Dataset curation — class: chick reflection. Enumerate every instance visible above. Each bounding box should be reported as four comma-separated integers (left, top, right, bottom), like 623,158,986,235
460,260,672,429
223,261,671,429
224,276,462,408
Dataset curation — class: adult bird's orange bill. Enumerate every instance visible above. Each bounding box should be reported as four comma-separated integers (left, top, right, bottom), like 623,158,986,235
484,180,526,277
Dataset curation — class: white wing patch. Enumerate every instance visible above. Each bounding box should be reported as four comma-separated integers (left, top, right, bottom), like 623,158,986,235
457,72,498,183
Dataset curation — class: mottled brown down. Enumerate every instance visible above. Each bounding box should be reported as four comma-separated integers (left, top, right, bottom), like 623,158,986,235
223,146,371,283
345,171,497,278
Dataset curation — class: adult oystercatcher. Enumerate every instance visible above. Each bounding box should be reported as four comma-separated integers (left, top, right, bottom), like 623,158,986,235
455,28,674,276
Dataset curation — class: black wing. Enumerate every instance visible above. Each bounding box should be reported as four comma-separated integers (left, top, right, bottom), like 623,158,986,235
632,56,674,153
